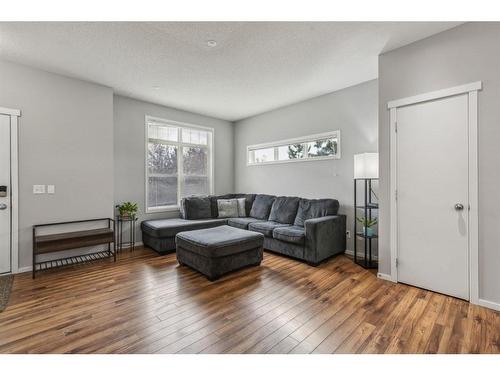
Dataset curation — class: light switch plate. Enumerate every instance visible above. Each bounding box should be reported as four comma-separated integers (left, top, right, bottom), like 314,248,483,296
33,185,45,194
47,185,55,194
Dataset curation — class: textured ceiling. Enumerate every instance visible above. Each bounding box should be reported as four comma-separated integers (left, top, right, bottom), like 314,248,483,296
0,22,461,121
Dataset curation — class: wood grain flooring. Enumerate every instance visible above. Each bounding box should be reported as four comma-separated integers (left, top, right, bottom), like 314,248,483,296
0,247,498,354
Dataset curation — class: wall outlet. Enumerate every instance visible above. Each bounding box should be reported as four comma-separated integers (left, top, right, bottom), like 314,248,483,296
33,185,45,194
346,230,351,239
47,185,55,194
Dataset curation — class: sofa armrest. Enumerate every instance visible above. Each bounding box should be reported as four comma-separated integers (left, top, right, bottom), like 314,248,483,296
304,215,346,265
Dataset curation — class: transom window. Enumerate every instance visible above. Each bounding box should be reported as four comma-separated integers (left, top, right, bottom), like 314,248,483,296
146,116,214,212
247,131,340,165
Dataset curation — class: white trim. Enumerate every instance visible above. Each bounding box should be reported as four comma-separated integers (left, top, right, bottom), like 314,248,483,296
246,130,341,166
477,299,500,312
468,90,479,305
248,131,340,150
1,107,20,275
377,273,396,283
10,115,19,274
387,81,482,109
344,249,379,261
0,107,20,117
144,115,215,214
146,115,215,132
146,205,180,213
247,154,340,167
16,265,32,274
388,82,481,302
119,241,144,249
389,107,398,283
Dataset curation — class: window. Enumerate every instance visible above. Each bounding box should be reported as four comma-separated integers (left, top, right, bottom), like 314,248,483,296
146,116,213,212
247,131,340,165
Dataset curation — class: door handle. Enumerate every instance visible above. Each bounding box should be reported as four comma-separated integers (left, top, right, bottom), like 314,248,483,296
0,203,7,210
454,203,464,211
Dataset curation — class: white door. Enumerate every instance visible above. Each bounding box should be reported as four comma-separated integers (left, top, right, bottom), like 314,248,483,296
0,114,11,274
396,94,469,300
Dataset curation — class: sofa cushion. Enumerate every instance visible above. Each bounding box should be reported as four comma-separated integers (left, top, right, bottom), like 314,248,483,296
293,198,339,227
264,237,305,260
272,226,306,245
180,196,212,220
227,217,264,230
249,194,276,220
217,199,239,218
141,218,227,238
248,221,290,237
268,196,300,224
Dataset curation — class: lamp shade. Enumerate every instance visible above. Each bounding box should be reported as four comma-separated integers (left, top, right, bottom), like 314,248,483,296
354,153,379,179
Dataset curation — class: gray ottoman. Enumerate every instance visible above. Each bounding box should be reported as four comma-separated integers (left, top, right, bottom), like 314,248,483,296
175,225,264,281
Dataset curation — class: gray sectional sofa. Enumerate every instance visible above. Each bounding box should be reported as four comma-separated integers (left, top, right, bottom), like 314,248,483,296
141,193,346,266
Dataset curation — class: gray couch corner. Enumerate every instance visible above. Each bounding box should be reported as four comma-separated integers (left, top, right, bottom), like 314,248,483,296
304,214,346,265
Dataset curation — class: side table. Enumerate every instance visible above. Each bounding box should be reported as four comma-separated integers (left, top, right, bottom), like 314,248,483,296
115,216,138,251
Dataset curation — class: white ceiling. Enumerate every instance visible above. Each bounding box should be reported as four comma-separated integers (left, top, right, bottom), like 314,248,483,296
0,22,461,121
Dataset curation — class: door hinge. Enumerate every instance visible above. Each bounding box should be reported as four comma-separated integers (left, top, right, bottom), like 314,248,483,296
395,189,397,201
395,258,399,267
394,121,398,132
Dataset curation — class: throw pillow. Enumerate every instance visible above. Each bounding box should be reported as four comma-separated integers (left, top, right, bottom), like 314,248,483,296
217,199,239,218
249,194,276,220
236,198,247,217
181,196,212,220
268,196,300,224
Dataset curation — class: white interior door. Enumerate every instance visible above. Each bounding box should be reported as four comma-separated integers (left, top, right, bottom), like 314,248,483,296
396,94,469,300
0,114,11,274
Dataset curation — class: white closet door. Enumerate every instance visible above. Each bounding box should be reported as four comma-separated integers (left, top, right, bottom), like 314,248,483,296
396,94,469,300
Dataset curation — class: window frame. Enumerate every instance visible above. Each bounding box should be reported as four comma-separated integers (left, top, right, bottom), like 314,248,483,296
145,115,214,213
246,130,341,166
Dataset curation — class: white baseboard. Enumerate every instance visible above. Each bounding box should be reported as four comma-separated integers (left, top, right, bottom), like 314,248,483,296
345,249,379,261
377,272,396,283
119,241,143,249
16,266,32,274
478,298,500,312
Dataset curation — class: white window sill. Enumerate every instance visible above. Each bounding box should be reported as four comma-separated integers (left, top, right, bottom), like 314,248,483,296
145,205,180,214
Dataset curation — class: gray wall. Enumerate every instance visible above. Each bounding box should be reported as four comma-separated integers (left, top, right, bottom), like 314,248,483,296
0,60,114,269
379,22,500,304
234,80,378,252
114,95,234,242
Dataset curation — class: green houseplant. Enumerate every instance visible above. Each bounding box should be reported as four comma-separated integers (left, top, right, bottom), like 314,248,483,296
116,202,138,219
356,217,377,237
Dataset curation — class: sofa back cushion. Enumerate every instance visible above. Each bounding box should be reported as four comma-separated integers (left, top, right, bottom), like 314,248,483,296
249,194,276,220
293,198,339,227
210,193,256,218
268,196,300,224
180,196,212,220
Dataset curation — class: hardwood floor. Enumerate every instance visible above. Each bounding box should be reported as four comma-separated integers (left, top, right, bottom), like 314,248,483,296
0,247,498,354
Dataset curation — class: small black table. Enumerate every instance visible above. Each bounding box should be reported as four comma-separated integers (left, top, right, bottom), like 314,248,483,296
115,216,138,251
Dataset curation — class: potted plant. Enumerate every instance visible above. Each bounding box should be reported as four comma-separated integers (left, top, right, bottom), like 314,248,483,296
356,216,377,237
116,202,138,219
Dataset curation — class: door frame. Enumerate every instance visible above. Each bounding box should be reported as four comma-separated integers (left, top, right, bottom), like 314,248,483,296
0,107,20,274
387,82,481,305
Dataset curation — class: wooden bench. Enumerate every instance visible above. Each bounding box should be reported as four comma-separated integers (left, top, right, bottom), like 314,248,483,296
32,218,115,278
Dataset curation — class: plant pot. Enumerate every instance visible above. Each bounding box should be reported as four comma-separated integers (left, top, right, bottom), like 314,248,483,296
363,227,374,237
